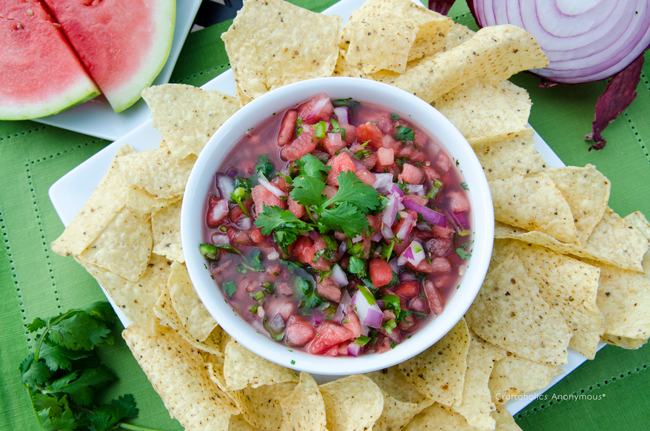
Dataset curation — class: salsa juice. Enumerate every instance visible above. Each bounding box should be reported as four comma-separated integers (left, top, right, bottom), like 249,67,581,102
201,93,473,356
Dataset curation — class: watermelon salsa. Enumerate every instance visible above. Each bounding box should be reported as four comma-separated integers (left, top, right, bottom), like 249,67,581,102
199,94,473,356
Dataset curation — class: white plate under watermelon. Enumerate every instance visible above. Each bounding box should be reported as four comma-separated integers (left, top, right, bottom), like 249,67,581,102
49,0,605,416
33,0,202,141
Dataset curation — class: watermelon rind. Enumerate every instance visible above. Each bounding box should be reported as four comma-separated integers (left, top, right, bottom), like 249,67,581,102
0,82,99,121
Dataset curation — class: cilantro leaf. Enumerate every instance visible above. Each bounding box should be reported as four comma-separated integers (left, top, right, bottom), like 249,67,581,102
87,394,138,431
223,281,238,298
49,365,116,407
319,203,369,238
290,175,326,209
455,247,472,260
394,125,415,142
45,311,113,351
294,153,331,181
323,171,380,213
297,279,323,310
348,256,367,278
254,205,312,250
39,343,89,372
255,154,275,178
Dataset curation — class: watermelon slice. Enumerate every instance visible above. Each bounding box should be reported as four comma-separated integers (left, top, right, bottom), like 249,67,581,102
43,0,176,113
0,0,100,120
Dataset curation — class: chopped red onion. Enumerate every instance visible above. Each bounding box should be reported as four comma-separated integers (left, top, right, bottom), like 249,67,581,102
333,107,350,124
330,264,349,287
405,184,425,196
396,212,415,240
390,183,405,197
267,313,285,334
372,173,393,191
375,300,385,309
332,290,352,323
389,257,399,273
398,241,425,267
381,223,394,240
312,310,325,326
372,231,383,242
209,199,229,227
211,233,230,245
382,193,400,227
237,216,253,231
303,94,330,122
350,288,383,329
308,230,319,241
347,342,362,357
258,175,287,198
352,234,363,244
338,240,348,256
399,271,417,282
225,167,238,178
403,199,447,227
216,174,235,201
361,324,369,336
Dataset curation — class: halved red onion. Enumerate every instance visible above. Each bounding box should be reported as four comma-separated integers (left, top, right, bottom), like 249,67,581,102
350,287,383,329
216,174,235,201
347,342,362,357
398,241,426,267
330,264,349,287
469,0,650,84
396,212,416,240
303,94,330,122
403,198,447,227
258,175,287,198
334,107,350,124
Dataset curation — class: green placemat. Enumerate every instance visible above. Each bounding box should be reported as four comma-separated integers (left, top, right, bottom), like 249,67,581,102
1,1,648,430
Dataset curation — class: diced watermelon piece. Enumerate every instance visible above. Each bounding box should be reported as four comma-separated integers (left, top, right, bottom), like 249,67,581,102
278,110,298,147
286,315,316,347
369,258,394,288
356,122,383,148
308,321,353,354
394,281,420,299
317,278,341,302
326,152,356,186
281,124,317,161
252,185,285,216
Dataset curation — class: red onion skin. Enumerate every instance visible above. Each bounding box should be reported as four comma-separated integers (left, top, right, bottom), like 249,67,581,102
586,54,645,150
428,0,456,15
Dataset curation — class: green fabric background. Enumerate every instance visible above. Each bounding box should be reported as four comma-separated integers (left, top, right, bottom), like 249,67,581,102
1,1,648,430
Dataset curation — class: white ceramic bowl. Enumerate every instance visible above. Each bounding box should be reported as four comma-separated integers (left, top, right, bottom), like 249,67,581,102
182,77,494,375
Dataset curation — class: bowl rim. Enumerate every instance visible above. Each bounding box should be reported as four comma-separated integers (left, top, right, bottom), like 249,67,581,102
181,77,494,375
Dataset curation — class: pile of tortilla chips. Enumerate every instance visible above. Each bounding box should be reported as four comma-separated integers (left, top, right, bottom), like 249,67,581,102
52,0,650,430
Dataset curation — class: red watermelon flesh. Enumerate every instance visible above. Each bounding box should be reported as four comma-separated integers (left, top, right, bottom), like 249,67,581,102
0,0,100,120
43,0,176,113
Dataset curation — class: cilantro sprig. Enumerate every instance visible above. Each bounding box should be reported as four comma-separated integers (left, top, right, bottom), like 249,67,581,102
255,154,380,249
20,302,161,431
394,125,415,142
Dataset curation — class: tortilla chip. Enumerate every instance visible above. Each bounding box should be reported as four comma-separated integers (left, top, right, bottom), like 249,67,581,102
465,253,572,365
488,350,562,405
153,282,224,356
596,263,650,341
279,372,327,431
168,262,217,341
494,222,634,270
371,25,548,103
223,339,298,391
348,0,453,61
404,403,476,431
229,382,298,431
399,318,470,407
152,200,184,263
435,79,531,142
492,240,605,359
452,332,505,431
583,208,648,272
492,405,523,431
51,144,134,257
77,207,152,282
126,184,182,213
601,334,647,350
79,254,170,334
343,17,417,74
440,22,475,52
122,325,238,430
222,0,342,101
374,389,427,431
490,174,579,245
471,128,547,181
229,415,257,431
332,48,369,78
118,145,196,200
625,211,650,241
320,375,384,431
528,165,611,245
365,366,430,405
142,84,240,159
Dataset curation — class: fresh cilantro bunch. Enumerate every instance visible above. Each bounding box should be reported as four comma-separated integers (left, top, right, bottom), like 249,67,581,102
254,154,380,250
20,302,159,431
